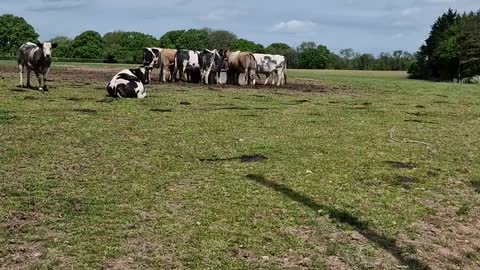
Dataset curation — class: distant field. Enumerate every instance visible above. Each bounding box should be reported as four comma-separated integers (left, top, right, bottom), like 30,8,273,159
0,61,479,269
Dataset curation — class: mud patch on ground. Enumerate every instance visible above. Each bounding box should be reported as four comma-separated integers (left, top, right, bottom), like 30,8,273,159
73,109,97,114
394,176,418,189
180,101,191,106
66,97,82,102
470,180,480,193
399,202,480,270
200,154,267,163
404,119,439,124
24,96,38,100
385,161,416,170
150,108,172,113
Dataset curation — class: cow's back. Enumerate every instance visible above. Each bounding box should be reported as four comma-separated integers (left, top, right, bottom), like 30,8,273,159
17,43,38,64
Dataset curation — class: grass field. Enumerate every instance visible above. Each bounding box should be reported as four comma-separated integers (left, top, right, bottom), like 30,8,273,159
0,61,479,269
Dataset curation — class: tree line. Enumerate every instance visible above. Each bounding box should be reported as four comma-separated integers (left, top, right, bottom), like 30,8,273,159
0,13,414,70
409,9,480,81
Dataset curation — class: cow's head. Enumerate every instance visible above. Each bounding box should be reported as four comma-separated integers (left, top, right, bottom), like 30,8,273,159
36,42,58,58
143,48,159,69
134,66,150,85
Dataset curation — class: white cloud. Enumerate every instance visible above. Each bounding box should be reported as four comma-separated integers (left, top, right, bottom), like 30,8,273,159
271,20,317,33
401,7,421,17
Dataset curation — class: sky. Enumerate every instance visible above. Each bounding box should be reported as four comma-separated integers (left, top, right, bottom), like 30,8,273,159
2,0,479,54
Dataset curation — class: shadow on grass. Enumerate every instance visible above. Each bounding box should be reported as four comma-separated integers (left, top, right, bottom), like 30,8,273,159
245,174,431,270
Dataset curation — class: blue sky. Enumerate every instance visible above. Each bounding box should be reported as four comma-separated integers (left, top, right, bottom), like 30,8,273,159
2,0,479,54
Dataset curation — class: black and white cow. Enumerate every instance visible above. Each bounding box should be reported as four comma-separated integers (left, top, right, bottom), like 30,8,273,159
254,54,287,86
106,67,149,98
173,50,201,83
17,42,58,91
199,49,224,84
143,47,161,81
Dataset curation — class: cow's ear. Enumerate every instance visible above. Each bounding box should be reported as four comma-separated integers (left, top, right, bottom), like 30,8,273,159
52,43,58,49
36,42,43,48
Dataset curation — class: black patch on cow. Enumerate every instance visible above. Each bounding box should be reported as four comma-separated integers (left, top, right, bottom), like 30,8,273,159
143,49,154,67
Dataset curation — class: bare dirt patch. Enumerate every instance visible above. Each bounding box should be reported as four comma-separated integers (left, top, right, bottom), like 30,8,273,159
399,204,480,270
385,161,417,170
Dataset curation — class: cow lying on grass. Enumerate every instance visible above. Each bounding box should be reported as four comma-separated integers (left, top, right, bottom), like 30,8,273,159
17,42,58,91
106,67,149,98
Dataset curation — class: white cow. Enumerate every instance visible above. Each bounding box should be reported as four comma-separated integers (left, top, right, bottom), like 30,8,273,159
254,54,287,86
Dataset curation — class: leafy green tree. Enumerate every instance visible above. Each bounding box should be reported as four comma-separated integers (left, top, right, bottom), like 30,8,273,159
103,31,158,63
50,36,73,58
181,29,209,50
460,11,480,78
207,30,237,50
230,39,262,52
297,42,332,69
71,30,104,59
411,9,462,80
353,53,376,70
159,30,185,49
0,14,39,56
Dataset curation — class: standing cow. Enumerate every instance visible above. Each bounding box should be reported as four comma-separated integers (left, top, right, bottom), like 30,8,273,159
223,50,257,86
254,54,287,86
143,47,161,81
106,67,149,99
199,49,224,84
173,50,201,83
17,42,58,91
142,48,177,82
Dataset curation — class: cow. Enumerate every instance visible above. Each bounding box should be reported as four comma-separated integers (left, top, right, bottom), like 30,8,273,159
106,67,149,99
17,42,58,91
223,50,257,86
173,50,201,83
159,49,177,82
254,54,287,86
142,48,176,82
199,49,224,84
142,47,161,81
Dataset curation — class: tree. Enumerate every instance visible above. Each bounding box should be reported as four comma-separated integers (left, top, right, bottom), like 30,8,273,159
459,11,480,78
207,30,237,50
50,36,73,58
71,31,105,59
181,29,209,51
103,31,158,63
297,42,333,69
230,38,262,52
411,9,462,80
0,14,39,56
353,54,376,70
159,30,185,49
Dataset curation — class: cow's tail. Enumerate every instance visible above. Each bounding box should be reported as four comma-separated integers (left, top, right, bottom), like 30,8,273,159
173,54,179,82
284,60,287,85
249,53,257,85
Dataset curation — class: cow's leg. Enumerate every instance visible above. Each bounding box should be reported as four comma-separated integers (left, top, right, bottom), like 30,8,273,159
18,64,24,87
34,70,44,91
26,68,32,88
44,68,50,91
264,73,271,85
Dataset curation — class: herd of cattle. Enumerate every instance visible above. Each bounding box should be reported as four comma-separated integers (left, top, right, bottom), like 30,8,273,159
16,42,288,98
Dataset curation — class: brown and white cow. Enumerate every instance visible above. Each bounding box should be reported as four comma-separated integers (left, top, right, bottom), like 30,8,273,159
17,42,58,91
142,48,177,82
223,50,257,86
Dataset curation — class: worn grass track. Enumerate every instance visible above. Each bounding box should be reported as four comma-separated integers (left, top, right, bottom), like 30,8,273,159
0,62,479,269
